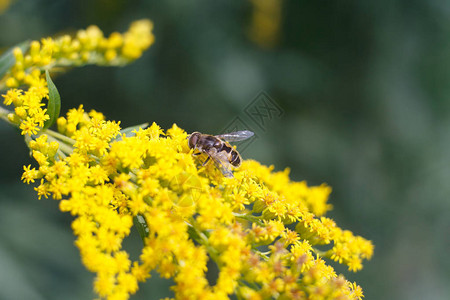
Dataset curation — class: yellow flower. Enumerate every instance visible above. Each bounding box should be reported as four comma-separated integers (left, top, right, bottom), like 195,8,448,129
2,88,22,106
19,117,39,135
34,179,50,199
89,165,109,185
21,164,39,183
121,20,154,59
349,281,364,300
94,272,115,298
31,108,50,127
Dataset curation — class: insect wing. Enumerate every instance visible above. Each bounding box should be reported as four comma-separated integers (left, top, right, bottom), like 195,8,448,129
215,130,254,142
209,151,234,178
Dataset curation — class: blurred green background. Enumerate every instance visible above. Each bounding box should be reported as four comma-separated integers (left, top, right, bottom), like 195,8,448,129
1,0,450,299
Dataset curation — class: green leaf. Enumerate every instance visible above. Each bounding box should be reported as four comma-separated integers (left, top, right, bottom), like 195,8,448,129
187,224,202,243
0,40,30,80
133,214,149,244
43,70,61,130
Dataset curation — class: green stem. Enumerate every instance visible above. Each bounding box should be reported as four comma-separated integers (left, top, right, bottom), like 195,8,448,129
186,221,220,263
0,106,13,124
237,279,260,292
24,134,33,148
45,134,74,156
56,149,67,160
44,129,75,145
256,250,270,260
1,107,75,157
233,212,264,226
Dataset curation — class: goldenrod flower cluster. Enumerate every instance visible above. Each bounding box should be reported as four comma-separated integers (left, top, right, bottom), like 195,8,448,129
1,19,154,136
1,20,373,300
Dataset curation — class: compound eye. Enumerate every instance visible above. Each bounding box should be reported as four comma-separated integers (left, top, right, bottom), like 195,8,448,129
231,151,237,160
231,151,241,166
188,132,199,149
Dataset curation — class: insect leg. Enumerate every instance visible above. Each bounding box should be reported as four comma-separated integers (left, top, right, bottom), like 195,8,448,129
202,156,211,166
